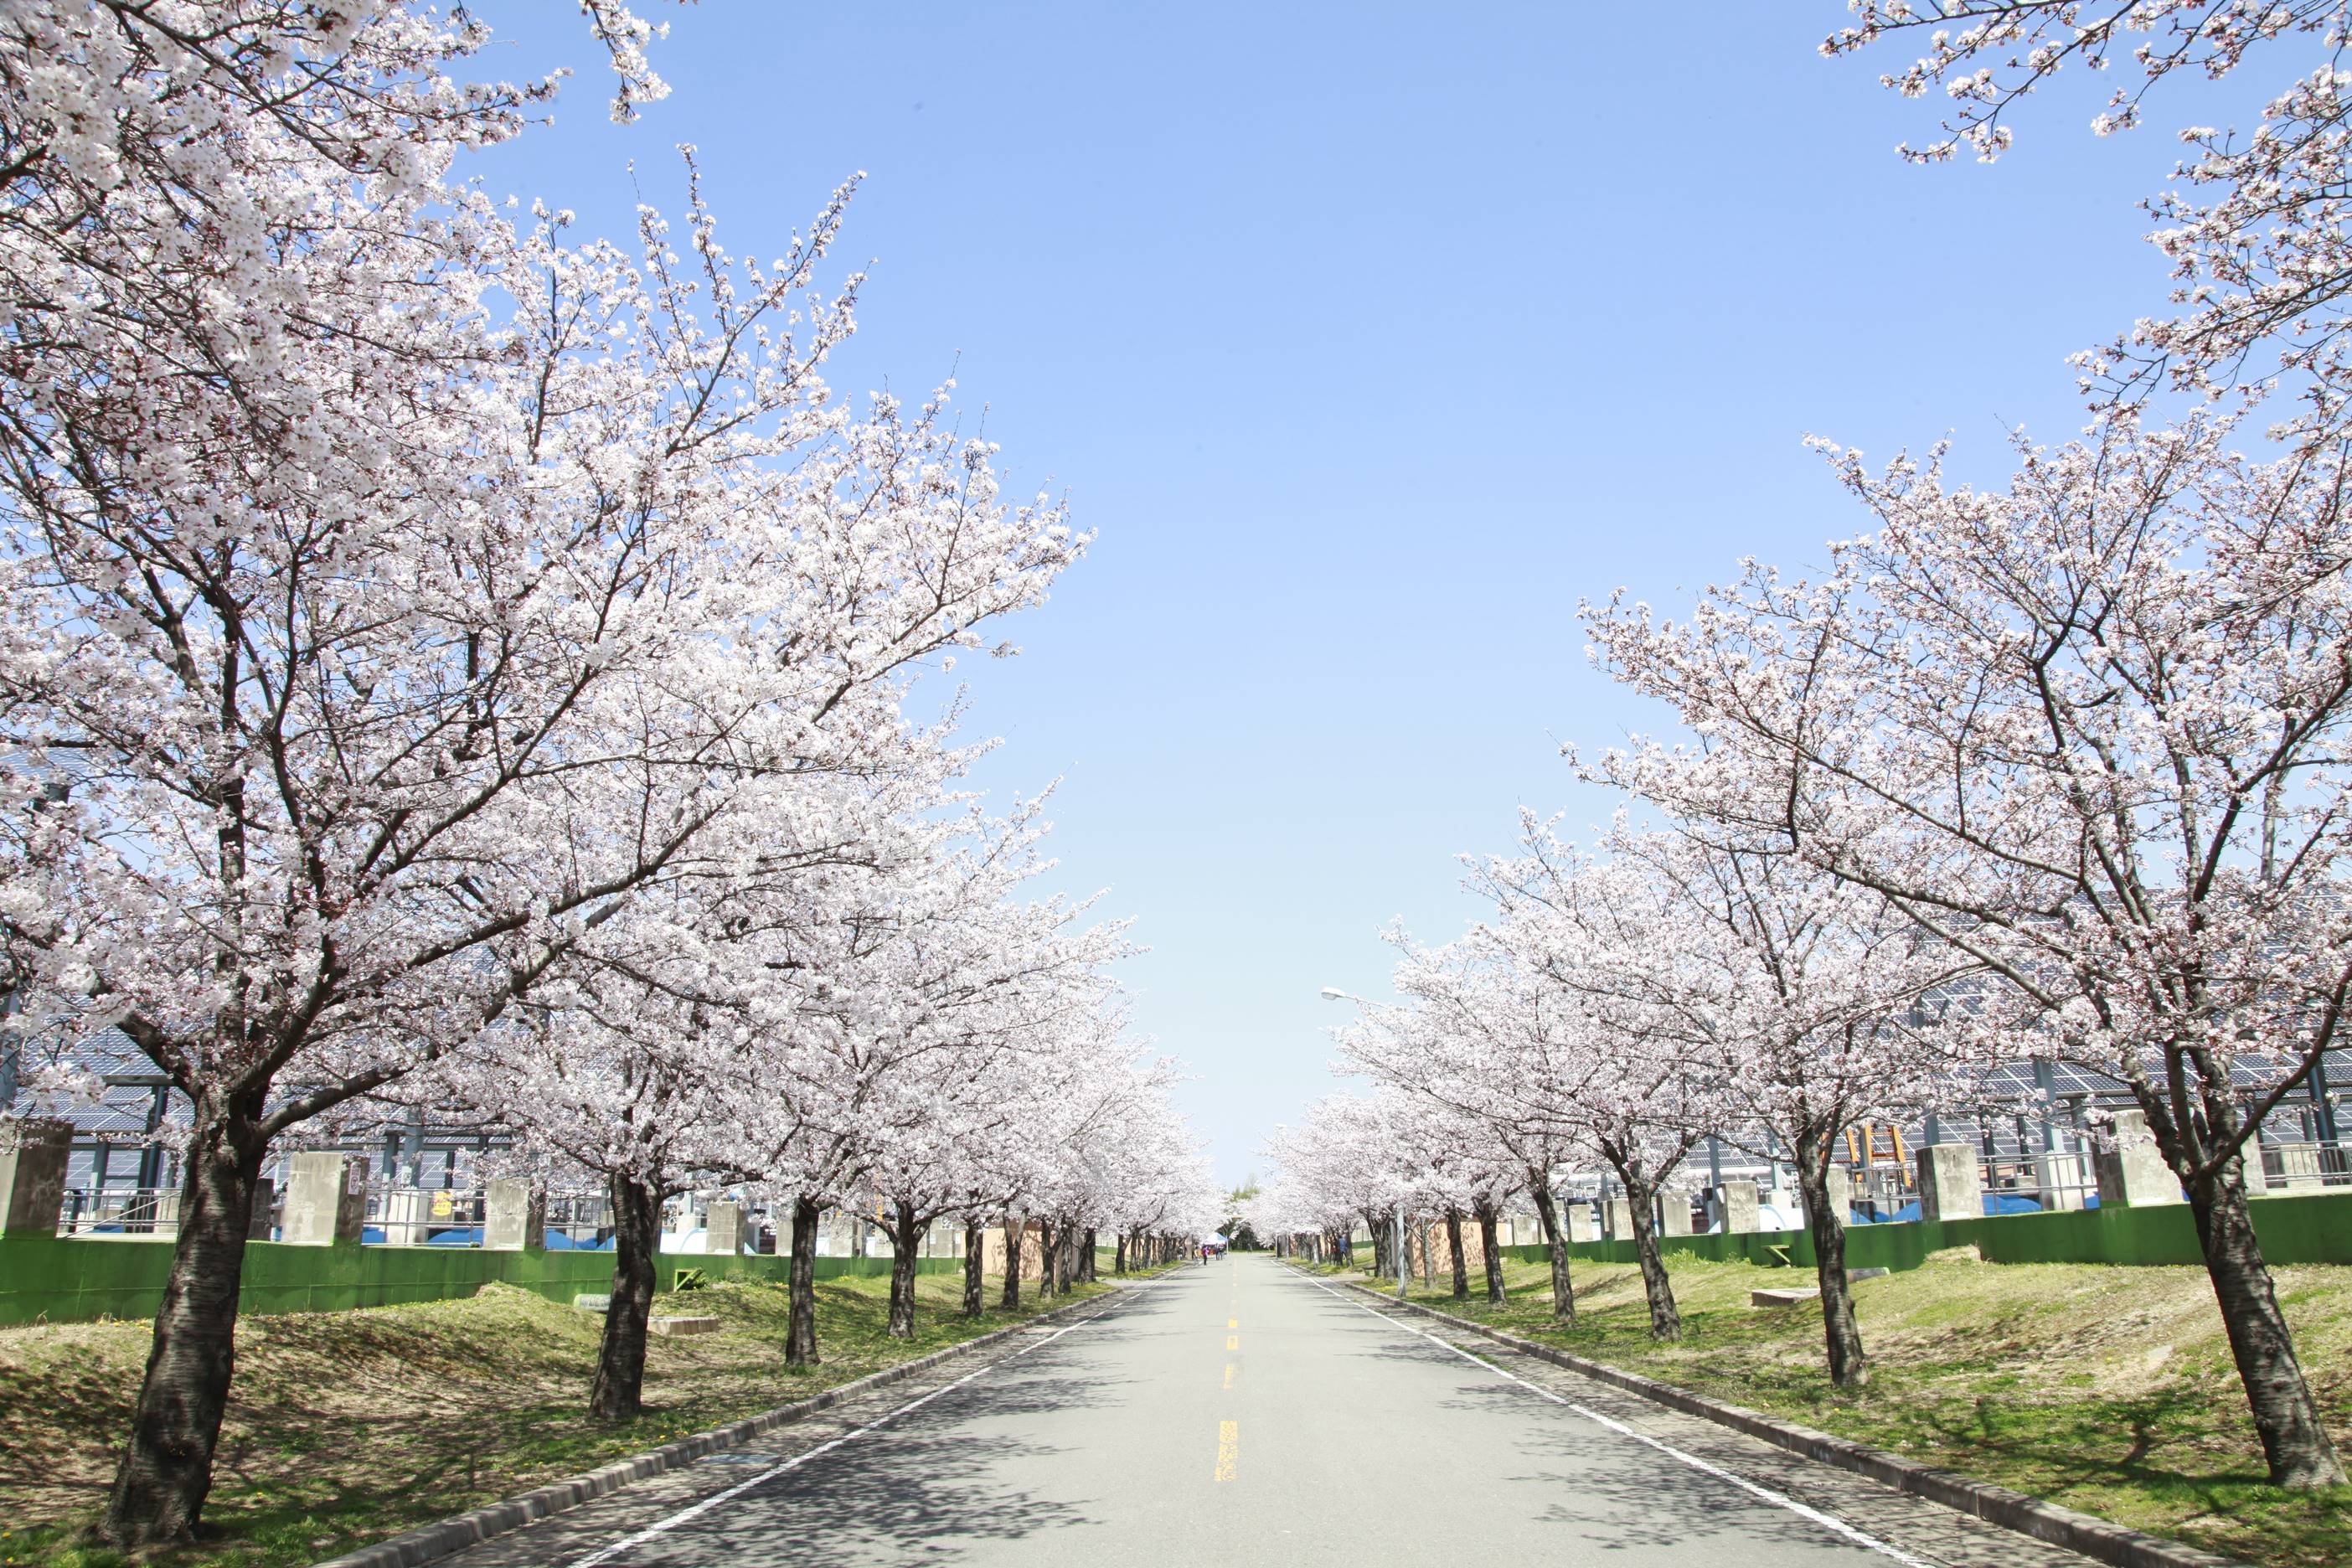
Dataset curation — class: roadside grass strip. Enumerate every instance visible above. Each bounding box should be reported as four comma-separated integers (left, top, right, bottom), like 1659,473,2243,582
0,1271,1142,1568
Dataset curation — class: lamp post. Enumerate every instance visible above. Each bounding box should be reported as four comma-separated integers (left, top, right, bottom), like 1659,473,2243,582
1321,986,1409,1301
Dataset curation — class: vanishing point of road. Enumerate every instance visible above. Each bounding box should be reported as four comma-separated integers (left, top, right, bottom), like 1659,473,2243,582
439,1255,2096,1566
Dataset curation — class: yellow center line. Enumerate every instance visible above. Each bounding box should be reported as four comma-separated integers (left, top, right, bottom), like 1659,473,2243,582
1222,1363,1235,1390
1225,1333,1239,1350
1227,1317,1238,1328
1214,1419,1239,1482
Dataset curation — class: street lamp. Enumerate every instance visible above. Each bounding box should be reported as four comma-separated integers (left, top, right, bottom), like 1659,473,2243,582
1320,985,1408,1302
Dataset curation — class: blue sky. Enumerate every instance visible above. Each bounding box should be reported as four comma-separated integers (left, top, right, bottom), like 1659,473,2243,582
469,3,2256,1185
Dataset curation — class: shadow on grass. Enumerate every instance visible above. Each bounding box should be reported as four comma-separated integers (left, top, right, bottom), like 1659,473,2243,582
0,1272,1115,1568
1338,1263,2352,1568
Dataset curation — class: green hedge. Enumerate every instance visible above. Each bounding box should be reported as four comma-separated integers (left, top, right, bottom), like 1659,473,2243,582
1483,1188,2352,1274
0,1237,962,1328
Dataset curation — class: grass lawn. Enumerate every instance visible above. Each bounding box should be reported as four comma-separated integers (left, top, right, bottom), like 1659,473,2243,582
0,1266,1132,1568
1320,1249,2352,1568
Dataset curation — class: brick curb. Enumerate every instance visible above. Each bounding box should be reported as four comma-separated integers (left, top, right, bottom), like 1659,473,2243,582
312,1281,1146,1568
1333,1277,2245,1568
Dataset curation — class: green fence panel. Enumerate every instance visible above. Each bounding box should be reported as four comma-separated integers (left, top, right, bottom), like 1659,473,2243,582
1481,1189,2352,1282
0,1235,965,1328
14,1190,2344,1328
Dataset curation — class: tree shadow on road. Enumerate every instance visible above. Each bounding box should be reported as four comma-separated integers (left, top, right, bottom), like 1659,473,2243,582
617,1369,1134,1562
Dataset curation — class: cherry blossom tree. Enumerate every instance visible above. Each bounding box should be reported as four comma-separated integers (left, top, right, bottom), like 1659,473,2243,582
686,795,1104,1361
1452,848,1750,1342
454,757,938,1416
1823,1,2352,446
0,6,1084,1540
1491,815,1971,1371
1333,943,1593,1321
1400,1099,1520,1305
1342,901,1714,1341
1107,1104,1224,1268
849,879,1134,1339
1586,413,2352,1480
1260,1096,1403,1279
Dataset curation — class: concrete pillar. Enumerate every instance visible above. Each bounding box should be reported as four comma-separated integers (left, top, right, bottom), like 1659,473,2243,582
2034,1152,2086,1212
282,1151,367,1245
1564,1203,1597,1244
1658,1191,1694,1236
379,1189,430,1246
1599,1197,1632,1240
484,1179,545,1251
0,1118,70,1235
704,1199,744,1256
1916,1143,1985,1223
2095,1111,2183,1208
1713,1181,1760,1235
247,1177,277,1240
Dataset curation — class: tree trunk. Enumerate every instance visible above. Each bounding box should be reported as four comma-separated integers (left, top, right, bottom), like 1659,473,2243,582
1081,1227,1097,1282
962,1217,986,1318
1793,1134,1866,1389
1474,1198,1507,1305
1036,1218,1058,1297
589,1172,660,1420
787,1196,821,1367
100,1105,266,1547
885,1205,923,1338
1612,1165,1682,1342
1114,1230,1128,1275
2187,1167,2347,1486
1528,1180,1576,1323
1000,1215,1022,1309
1445,1208,1469,1300
1416,1216,1436,1287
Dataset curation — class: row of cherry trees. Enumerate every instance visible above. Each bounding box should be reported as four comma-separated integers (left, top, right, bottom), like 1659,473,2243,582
1266,2,2352,1492
0,2,1216,1547
1256,814,1972,1379
464,792,1218,1423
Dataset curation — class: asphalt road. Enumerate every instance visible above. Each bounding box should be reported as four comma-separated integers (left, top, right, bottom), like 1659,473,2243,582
441,1253,2097,1566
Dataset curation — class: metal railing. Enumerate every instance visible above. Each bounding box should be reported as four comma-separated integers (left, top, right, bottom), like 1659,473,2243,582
545,1190,613,1251
362,1184,487,1246
2259,1138,2349,1189
56,1186,182,1236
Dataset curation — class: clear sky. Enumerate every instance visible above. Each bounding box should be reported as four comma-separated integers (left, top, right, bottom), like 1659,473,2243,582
467,3,2258,1186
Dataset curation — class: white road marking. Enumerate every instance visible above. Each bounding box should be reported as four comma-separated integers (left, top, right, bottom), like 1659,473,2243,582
1300,1277,1940,1568
560,1294,1143,1568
